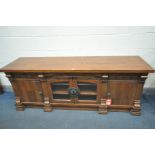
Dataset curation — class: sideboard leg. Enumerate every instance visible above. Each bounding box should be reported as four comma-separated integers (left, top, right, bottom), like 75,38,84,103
98,99,108,114
130,100,141,116
16,97,25,111
43,97,52,112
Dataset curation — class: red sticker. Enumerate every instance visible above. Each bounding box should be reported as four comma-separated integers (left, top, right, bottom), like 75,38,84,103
106,99,112,105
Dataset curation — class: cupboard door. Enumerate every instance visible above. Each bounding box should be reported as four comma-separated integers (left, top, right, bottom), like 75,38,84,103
48,78,101,104
108,80,137,105
15,79,43,103
48,79,72,103
76,79,100,104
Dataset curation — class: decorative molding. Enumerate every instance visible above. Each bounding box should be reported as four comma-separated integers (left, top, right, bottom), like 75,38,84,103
101,75,108,78
139,75,148,83
140,75,148,79
38,74,44,78
102,75,108,83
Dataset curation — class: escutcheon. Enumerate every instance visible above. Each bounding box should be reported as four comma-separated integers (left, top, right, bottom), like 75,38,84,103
68,87,79,98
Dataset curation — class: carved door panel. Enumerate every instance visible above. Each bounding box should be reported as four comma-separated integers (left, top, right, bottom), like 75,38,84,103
76,79,100,104
48,79,72,103
15,79,43,103
48,77,101,104
108,80,137,105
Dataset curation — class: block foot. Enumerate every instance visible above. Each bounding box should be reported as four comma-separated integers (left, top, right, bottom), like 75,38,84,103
16,105,25,111
130,100,141,116
15,97,25,111
43,97,52,112
43,106,53,112
98,99,108,115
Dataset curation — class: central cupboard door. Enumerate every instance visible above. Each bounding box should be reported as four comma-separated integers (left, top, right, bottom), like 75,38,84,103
48,77,101,104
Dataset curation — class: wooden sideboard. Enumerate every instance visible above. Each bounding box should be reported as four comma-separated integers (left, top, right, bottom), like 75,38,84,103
0,56,154,115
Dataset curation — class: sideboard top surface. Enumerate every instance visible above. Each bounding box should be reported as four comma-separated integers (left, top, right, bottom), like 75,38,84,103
0,56,154,73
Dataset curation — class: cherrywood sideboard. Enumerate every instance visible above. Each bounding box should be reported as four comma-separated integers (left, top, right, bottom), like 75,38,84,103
0,56,154,115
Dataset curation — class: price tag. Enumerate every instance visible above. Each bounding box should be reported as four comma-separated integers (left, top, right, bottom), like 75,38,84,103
106,99,112,105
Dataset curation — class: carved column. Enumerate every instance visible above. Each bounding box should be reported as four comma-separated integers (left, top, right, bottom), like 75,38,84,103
39,74,53,112
6,74,25,111
130,74,148,116
98,75,108,114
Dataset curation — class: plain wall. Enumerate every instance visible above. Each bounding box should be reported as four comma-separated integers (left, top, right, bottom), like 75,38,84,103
0,26,155,90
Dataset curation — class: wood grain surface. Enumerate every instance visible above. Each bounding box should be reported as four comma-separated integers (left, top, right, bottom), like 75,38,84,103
0,56,154,73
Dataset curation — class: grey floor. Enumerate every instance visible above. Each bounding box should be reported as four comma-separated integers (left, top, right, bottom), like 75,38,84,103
0,92,155,129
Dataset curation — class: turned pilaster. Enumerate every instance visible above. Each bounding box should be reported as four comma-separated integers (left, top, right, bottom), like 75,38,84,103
38,75,53,112
98,75,108,114
130,75,148,115
5,74,25,111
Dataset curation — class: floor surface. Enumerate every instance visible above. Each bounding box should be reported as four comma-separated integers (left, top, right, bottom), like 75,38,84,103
0,92,155,129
